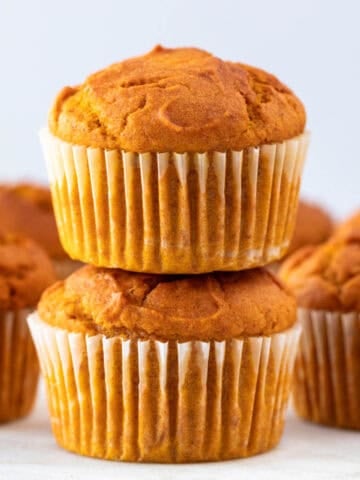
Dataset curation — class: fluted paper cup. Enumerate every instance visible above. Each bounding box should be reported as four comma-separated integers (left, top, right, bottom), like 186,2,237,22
40,129,309,273
0,309,39,422
29,313,300,462
294,308,360,429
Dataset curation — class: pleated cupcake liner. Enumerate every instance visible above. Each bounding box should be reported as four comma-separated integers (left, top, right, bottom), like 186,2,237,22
294,308,360,429
29,313,300,462
0,309,39,422
40,129,309,273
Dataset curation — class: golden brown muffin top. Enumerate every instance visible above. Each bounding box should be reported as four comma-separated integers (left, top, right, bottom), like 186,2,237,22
0,183,66,260
286,200,334,257
0,234,56,311
49,45,306,153
38,266,296,341
280,222,360,312
333,210,360,241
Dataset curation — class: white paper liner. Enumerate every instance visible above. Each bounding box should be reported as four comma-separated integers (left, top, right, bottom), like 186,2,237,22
294,308,360,429
0,309,39,422
29,313,300,462
40,129,309,273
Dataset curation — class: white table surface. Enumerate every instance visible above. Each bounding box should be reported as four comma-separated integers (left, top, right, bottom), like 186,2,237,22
0,382,359,480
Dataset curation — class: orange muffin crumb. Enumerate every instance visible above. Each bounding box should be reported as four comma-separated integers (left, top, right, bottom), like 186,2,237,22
39,266,296,341
0,233,56,310
334,210,360,240
280,210,360,430
279,230,360,312
50,45,306,153
0,183,66,260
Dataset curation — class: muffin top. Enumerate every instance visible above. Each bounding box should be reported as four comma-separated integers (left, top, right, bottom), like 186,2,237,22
286,200,333,257
38,266,296,341
0,183,66,260
0,234,56,311
333,210,360,240
280,225,360,312
50,45,306,153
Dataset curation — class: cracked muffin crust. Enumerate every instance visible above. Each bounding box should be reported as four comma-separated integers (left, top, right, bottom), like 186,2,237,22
279,230,360,312
50,45,306,152
0,233,56,310
38,266,296,340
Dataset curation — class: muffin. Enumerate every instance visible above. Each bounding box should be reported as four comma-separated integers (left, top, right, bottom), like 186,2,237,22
268,200,334,273
0,233,56,422
0,183,82,279
287,200,333,257
29,266,299,462
280,224,360,429
334,210,360,240
41,45,308,273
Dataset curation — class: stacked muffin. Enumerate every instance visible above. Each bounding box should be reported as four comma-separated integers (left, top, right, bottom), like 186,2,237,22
29,46,309,462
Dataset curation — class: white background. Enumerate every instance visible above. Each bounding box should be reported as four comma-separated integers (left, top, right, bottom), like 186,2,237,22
1,0,359,218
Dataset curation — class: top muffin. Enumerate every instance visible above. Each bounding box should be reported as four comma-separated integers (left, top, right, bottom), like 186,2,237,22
43,46,308,273
50,45,306,152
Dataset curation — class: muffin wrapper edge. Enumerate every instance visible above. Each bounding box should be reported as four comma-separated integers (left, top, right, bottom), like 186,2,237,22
29,313,300,462
294,308,360,429
0,309,39,422
41,129,309,273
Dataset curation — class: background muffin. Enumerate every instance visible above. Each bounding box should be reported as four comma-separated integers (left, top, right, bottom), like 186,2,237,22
334,209,360,240
0,233,56,422
280,222,360,429
29,266,299,462
41,45,308,273
0,183,82,279
268,199,334,273
286,200,333,257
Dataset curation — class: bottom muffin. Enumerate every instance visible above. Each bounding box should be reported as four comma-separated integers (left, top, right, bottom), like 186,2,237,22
29,266,299,462
280,225,360,429
0,234,56,422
